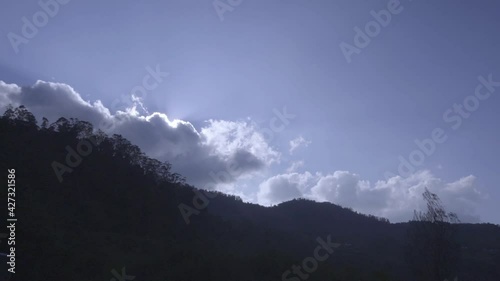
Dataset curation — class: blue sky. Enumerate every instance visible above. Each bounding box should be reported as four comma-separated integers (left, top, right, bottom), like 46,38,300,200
1,0,499,223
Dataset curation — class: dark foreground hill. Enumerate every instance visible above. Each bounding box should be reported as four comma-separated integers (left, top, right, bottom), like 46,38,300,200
1,106,499,281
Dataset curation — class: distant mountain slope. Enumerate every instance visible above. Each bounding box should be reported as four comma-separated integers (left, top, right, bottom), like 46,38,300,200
1,106,499,281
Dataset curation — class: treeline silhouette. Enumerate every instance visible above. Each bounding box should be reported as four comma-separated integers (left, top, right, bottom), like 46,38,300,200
0,105,499,281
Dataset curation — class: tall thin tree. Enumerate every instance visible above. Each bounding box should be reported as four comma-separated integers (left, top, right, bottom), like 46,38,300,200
406,188,461,281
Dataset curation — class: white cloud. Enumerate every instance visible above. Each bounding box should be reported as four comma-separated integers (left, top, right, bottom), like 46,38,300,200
258,172,316,205
286,160,304,173
201,119,280,166
289,136,311,154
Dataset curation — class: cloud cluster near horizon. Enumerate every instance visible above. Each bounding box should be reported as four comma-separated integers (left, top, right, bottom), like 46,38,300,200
0,80,486,222
258,170,484,223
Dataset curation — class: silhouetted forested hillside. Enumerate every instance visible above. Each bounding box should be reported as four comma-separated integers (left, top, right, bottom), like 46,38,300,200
1,106,499,281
